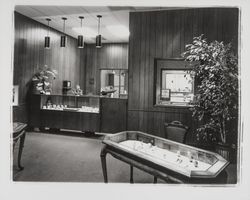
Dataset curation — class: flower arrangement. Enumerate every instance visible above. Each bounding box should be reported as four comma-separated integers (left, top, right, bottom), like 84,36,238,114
32,65,57,94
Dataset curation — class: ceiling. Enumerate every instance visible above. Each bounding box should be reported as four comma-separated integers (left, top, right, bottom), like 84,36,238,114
15,6,170,43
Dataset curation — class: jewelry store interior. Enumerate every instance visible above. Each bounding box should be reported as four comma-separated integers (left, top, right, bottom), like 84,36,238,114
12,5,239,185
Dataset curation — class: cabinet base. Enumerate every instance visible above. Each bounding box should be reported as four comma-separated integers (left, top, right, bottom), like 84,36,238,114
83,131,96,137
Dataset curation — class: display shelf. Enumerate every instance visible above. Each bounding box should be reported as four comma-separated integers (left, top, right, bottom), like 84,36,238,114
40,94,100,113
41,106,99,113
36,94,100,132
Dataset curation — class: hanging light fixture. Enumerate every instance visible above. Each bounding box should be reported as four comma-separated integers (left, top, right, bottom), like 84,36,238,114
77,16,84,48
44,18,51,49
96,15,102,48
60,17,67,47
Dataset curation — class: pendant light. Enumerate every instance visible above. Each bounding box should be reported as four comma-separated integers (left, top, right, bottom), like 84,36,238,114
60,17,67,47
44,18,51,49
77,16,84,48
96,15,102,48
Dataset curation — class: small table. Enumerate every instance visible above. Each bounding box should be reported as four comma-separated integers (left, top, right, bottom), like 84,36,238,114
13,122,27,170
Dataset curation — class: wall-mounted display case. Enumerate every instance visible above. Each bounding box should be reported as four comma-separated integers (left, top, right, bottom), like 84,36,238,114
154,59,196,107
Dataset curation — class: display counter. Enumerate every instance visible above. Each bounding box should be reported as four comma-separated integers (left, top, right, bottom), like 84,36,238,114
101,131,229,183
29,94,127,133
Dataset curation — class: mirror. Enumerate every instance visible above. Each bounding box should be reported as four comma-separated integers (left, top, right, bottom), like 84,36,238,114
100,69,128,98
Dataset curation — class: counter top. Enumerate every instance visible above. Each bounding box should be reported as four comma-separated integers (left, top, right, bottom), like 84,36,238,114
34,93,127,99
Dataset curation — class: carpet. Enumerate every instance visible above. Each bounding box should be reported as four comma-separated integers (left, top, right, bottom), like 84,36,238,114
13,131,158,183
12,131,237,184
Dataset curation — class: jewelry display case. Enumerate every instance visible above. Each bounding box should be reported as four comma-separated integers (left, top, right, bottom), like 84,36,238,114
29,94,128,133
40,94,100,113
31,94,100,132
101,131,229,183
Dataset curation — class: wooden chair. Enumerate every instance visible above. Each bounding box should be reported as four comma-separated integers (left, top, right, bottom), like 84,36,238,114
164,121,189,143
153,121,188,183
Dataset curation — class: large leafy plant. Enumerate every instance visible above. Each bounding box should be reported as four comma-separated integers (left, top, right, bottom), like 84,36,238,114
32,65,57,94
183,35,238,144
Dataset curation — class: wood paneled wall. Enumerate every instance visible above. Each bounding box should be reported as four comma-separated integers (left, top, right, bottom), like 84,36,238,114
128,8,239,144
13,12,82,122
81,43,128,95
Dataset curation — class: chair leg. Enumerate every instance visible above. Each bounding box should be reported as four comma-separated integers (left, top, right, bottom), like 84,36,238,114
130,165,134,183
153,176,157,183
17,133,26,170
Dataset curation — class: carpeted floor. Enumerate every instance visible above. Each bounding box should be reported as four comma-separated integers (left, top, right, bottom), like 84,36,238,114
12,131,237,184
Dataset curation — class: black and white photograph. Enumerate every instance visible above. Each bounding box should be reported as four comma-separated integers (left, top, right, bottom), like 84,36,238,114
1,0,250,200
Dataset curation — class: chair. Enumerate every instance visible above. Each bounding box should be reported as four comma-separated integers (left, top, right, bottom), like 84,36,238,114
153,121,188,183
164,121,188,143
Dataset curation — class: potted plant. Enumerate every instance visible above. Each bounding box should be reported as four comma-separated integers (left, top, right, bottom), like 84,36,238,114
183,35,238,161
32,65,57,94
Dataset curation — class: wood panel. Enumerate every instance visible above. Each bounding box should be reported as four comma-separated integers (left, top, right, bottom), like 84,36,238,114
41,110,63,129
100,98,127,133
12,104,28,123
13,12,82,122
128,8,239,145
28,94,41,127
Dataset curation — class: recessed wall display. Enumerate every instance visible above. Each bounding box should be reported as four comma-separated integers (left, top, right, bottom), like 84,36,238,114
161,70,194,104
154,59,195,106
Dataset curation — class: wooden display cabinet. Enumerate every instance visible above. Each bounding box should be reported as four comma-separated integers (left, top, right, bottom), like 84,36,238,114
30,94,100,132
29,94,128,134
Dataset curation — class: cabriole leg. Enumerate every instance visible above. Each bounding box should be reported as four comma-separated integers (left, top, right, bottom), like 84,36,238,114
100,145,108,183
17,132,26,170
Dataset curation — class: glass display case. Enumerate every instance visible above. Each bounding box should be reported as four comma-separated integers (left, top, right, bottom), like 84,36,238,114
29,94,127,133
102,131,229,179
40,94,100,113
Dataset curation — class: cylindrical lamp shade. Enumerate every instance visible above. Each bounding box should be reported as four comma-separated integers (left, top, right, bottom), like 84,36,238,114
60,35,66,47
96,34,102,48
77,35,84,48
44,36,50,49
